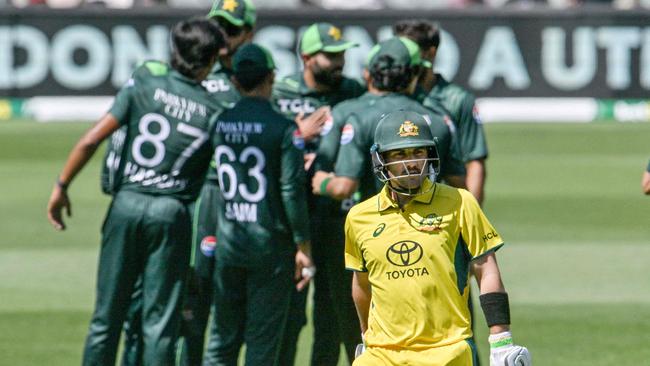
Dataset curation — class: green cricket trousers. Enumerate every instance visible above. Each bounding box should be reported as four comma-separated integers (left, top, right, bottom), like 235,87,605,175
82,190,192,366
310,214,360,366
203,254,294,366
176,180,220,365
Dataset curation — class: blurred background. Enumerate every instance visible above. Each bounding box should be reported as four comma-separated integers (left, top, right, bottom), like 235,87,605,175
1,2,649,366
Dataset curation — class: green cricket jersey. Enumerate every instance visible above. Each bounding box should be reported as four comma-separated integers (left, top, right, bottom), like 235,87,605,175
107,60,223,202
211,97,310,265
101,62,237,193
202,62,241,109
272,72,364,121
272,72,365,214
272,73,364,154
421,74,488,163
317,92,465,205
202,63,241,182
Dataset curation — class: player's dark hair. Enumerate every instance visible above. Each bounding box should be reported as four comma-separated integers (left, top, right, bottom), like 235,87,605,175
170,18,225,79
233,68,272,92
393,19,440,50
369,54,420,92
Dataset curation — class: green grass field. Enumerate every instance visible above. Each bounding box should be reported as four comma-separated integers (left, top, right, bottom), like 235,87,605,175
1,119,649,365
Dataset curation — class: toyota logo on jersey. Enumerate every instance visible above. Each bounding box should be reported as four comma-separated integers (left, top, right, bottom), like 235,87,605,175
386,240,423,267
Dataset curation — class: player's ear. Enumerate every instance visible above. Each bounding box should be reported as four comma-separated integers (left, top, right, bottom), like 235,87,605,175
300,54,311,65
362,68,371,84
267,70,276,84
244,27,254,41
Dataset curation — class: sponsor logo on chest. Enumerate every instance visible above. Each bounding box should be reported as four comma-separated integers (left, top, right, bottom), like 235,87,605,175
384,240,431,280
277,98,317,114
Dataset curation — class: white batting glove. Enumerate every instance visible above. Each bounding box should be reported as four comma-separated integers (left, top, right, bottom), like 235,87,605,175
489,331,531,366
355,333,366,359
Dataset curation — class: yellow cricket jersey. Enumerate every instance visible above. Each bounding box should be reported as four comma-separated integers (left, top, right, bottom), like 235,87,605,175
344,179,504,350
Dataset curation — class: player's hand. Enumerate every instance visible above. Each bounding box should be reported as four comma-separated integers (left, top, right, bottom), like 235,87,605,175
294,241,315,292
312,171,333,195
489,332,531,366
47,185,72,231
295,106,331,142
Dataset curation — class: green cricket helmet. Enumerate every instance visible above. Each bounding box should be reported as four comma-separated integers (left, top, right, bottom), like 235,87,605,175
370,110,440,195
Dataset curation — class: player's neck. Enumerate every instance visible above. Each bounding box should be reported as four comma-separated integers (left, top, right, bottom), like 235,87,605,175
368,83,388,96
419,69,436,93
391,190,413,208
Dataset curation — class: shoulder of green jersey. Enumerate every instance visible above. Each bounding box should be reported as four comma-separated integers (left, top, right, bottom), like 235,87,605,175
274,74,301,93
140,60,169,77
332,96,366,117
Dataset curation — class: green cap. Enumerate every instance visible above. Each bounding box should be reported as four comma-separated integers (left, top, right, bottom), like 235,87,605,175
366,37,432,69
300,22,358,55
207,0,257,27
373,110,436,153
232,43,275,75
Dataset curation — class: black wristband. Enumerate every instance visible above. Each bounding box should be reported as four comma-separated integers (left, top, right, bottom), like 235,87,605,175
56,178,69,191
479,292,511,327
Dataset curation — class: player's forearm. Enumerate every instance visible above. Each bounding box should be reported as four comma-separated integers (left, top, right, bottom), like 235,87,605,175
474,253,511,333
59,114,120,185
58,139,100,185
281,188,311,244
352,272,371,334
281,145,311,243
465,159,486,204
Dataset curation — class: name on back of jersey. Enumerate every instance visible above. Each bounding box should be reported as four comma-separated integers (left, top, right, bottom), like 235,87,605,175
123,161,188,189
225,202,258,223
215,120,264,144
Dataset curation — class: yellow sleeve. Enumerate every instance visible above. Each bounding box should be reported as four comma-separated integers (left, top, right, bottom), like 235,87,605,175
459,189,504,258
344,214,366,272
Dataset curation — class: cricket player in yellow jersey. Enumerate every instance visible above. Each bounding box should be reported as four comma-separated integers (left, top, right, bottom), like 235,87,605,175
345,110,531,366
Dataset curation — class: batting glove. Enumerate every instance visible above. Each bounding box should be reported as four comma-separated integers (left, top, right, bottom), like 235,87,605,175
489,331,531,366
355,333,366,359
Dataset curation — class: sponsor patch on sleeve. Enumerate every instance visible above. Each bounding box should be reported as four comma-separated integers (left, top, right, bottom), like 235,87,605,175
320,117,334,136
340,123,355,145
292,129,305,149
200,236,217,257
